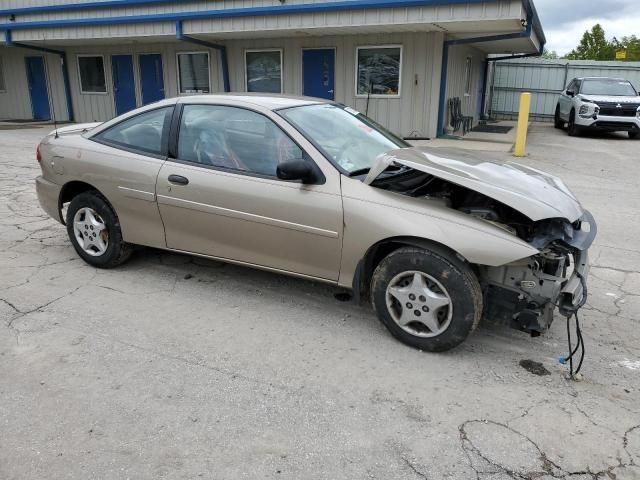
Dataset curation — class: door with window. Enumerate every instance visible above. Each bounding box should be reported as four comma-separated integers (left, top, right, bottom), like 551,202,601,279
559,79,579,118
25,56,51,120
303,49,335,100
156,104,343,281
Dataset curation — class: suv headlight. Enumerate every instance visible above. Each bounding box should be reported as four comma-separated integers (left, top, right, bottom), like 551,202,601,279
637,106,640,118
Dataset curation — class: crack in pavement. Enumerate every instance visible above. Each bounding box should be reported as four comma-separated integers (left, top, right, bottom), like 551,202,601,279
459,419,639,479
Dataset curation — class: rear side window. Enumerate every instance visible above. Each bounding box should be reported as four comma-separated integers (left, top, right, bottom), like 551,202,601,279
94,107,173,156
177,104,304,176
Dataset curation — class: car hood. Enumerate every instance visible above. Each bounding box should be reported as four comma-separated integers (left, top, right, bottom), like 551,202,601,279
578,94,640,104
363,148,584,222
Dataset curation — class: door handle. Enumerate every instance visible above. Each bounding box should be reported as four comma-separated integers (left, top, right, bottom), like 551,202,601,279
168,174,189,185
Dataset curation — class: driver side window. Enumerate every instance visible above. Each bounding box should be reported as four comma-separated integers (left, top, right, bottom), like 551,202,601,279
177,105,304,177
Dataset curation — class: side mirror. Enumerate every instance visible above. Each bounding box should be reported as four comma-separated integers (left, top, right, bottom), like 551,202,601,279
277,160,316,184
566,90,575,97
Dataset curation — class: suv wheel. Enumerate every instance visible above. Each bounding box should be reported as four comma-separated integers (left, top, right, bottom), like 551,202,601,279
66,191,133,268
567,109,581,137
554,105,564,129
371,246,482,352
629,131,639,139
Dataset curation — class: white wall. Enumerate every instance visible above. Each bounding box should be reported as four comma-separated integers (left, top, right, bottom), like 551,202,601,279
444,43,487,127
0,47,68,121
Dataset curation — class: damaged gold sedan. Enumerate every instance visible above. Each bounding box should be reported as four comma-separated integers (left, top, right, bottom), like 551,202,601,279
35,95,596,351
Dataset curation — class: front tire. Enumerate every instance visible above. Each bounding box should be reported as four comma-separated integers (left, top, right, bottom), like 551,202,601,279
371,246,482,352
567,109,581,137
554,105,564,129
629,130,639,139
66,191,133,268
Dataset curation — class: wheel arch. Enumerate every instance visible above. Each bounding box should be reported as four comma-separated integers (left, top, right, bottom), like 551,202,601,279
352,236,474,303
58,180,109,225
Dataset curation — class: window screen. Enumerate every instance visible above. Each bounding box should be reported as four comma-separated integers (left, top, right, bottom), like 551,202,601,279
178,104,303,176
95,107,173,156
78,56,106,93
178,53,210,94
356,46,401,96
245,50,282,94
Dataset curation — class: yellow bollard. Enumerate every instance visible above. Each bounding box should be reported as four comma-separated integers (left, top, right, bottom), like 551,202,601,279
514,92,532,157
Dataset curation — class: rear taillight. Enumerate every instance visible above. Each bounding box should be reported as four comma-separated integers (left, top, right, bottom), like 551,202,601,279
36,145,42,163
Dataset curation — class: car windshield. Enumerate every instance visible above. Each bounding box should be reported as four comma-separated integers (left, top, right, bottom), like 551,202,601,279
581,79,637,96
278,103,408,174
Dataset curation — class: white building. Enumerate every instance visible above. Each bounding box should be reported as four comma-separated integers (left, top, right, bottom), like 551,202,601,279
0,0,545,138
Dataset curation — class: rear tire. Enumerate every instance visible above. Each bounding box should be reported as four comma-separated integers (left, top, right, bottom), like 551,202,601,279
567,110,581,137
66,191,133,268
629,131,639,139
371,246,482,352
554,106,564,129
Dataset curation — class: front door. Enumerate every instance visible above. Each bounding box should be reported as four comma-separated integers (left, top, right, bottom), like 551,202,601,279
111,55,137,115
25,57,51,120
139,54,165,105
303,48,335,100
156,104,343,281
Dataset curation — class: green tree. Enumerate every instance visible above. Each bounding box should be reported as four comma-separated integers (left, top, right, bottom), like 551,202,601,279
541,49,559,59
617,35,640,61
566,24,616,60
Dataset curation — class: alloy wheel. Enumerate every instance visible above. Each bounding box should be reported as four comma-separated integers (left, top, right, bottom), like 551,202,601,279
73,207,109,256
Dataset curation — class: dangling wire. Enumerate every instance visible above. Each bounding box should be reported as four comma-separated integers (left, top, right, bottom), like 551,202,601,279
560,271,588,379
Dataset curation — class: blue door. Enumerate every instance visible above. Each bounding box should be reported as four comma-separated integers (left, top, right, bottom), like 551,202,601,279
111,55,137,115
139,54,165,105
25,57,51,120
303,49,335,100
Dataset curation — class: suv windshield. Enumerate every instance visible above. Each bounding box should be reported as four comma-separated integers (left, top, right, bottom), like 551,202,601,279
278,104,408,174
581,79,638,96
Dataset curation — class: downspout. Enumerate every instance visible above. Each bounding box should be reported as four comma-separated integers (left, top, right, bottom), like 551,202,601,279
175,20,230,92
3,30,75,122
436,9,538,136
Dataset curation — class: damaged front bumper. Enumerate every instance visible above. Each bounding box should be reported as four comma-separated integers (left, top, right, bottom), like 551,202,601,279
482,211,596,335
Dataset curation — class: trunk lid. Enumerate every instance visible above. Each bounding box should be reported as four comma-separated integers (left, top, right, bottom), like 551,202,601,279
363,148,584,222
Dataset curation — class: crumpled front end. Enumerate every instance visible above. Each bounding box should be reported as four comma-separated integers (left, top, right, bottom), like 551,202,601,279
481,211,596,335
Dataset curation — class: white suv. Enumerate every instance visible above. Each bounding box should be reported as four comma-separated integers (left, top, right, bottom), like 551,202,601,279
555,77,640,139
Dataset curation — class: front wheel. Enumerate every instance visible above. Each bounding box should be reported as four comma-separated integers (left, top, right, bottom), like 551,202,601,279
629,130,639,139
371,247,482,352
567,110,581,137
554,106,564,129
66,191,133,268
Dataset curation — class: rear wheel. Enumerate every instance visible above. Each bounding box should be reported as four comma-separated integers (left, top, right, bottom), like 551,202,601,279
371,246,482,352
66,191,133,268
554,105,564,129
629,130,639,139
567,109,581,137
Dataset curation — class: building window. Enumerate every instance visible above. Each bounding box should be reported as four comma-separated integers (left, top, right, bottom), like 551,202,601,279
78,55,107,94
356,46,402,97
464,56,473,96
177,52,210,94
245,49,283,94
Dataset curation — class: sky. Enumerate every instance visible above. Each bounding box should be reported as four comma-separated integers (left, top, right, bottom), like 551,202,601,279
535,0,640,55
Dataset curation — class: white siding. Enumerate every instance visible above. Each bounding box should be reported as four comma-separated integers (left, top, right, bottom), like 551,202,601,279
444,43,486,125
0,47,68,121
7,1,524,42
56,32,442,137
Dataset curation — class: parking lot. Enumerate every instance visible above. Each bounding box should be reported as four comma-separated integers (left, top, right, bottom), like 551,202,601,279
1,124,639,479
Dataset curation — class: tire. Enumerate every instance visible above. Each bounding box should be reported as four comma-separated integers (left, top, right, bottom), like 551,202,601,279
629,131,639,139
567,110,581,137
370,246,482,352
554,105,564,129
66,190,133,268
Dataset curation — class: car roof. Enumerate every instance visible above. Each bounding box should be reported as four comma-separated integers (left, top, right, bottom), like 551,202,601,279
176,93,328,110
